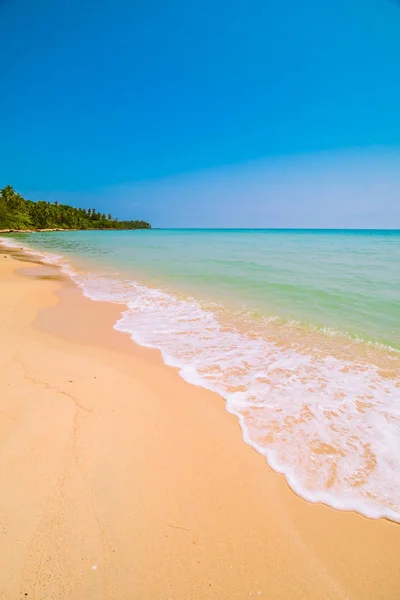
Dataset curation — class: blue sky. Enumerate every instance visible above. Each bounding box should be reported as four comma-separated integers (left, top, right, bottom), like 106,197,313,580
1,0,400,227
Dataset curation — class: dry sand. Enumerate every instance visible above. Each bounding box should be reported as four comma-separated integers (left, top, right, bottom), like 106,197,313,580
0,246,399,600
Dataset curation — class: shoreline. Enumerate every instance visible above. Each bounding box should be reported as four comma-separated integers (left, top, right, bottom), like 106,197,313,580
5,233,399,523
0,228,71,233
1,245,400,599
0,228,151,233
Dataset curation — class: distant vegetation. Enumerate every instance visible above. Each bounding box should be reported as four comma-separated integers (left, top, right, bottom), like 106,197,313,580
0,185,151,231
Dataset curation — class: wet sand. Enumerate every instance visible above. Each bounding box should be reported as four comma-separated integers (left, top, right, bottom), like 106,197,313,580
1,245,400,600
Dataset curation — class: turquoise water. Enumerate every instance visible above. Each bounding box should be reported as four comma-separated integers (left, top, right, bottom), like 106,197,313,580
2,229,400,521
8,229,400,348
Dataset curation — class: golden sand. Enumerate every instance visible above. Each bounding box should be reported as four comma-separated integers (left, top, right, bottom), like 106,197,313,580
0,247,399,599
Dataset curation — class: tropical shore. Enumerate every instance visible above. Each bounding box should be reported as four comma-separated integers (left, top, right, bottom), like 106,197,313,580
1,244,400,600
0,229,74,234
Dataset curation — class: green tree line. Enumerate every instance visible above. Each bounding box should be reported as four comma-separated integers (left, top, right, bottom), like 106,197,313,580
0,185,151,231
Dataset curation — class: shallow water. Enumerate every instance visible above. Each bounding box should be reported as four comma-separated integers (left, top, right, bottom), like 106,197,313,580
2,229,400,521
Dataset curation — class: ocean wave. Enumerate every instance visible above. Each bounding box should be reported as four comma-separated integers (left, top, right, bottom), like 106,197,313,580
2,235,400,522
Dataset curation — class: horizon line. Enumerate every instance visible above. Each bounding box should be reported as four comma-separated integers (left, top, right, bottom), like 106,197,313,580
149,227,400,231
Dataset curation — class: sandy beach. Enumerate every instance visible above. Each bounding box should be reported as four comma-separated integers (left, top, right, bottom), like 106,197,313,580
1,245,400,600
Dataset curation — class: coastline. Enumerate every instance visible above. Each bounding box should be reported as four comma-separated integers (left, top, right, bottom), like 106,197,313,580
0,228,149,233
1,245,400,599
0,229,81,233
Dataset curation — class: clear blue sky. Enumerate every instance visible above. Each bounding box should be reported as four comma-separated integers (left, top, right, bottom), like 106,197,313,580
1,0,400,227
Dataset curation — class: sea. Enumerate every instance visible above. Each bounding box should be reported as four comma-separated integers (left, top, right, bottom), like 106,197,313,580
2,229,400,521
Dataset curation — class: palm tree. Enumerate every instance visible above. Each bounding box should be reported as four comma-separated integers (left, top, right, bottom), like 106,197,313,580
1,185,16,207
33,201,52,229
13,193,25,211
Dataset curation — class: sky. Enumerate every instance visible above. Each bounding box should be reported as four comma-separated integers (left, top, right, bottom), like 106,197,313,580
1,0,400,227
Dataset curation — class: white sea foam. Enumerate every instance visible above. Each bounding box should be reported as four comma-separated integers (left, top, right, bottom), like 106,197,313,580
2,236,400,522
76,273,400,522
0,236,67,269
